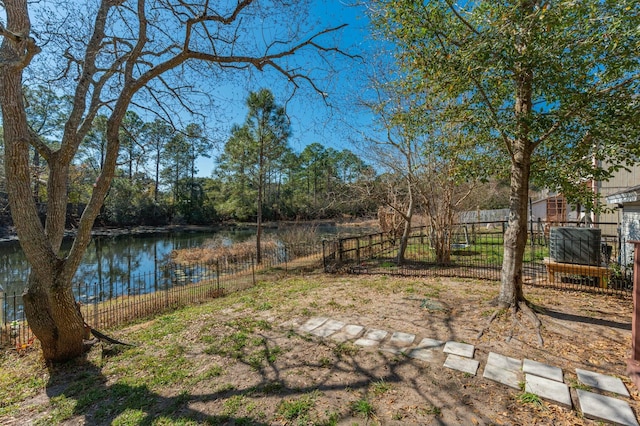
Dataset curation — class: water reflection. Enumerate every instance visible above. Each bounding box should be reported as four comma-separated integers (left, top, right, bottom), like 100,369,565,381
1,230,262,296
0,224,373,322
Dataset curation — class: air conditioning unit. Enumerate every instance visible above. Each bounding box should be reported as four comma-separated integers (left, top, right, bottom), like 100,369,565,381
549,227,602,266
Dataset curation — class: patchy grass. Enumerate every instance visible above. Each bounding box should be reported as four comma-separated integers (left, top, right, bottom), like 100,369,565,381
0,353,48,417
276,391,319,421
0,270,634,426
350,397,376,418
517,392,544,408
369,379,392,396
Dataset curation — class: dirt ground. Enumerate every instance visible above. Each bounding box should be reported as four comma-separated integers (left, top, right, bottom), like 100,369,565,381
2,273,637,425
259,275,636,425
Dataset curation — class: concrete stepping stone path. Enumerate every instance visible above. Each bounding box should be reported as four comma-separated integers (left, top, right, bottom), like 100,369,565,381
444,354,480,375
577,389,639,426
354,328,388,347
401,337,446,361
525,374,572,408
299,317,328,333
443,341,475,358
388,331,415,346
402,347,441,362
416,338,445,349
330,324,364,342
310,319,345,338
523,359,564,382
295,317,638,425
483,352,522,389
576,368,630,397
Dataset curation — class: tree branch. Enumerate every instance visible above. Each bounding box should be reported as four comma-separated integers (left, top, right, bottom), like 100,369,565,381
444,0,480,35
0,23,41,68
468,73,514,159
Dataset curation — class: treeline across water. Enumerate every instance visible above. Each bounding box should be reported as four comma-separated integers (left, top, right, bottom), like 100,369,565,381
0,88,377,229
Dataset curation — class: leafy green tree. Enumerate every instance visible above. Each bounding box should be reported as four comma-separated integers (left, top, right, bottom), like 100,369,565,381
0,0,347,361
182,123,213,221
218,89,291,262
215,124,258,221
24,85,70,202
80,115,108,172
159,123,213,222
373,1,640,318
299,142,328,205
162,133,191,217
119,111,146,181
144,119,174,203
104,176,143,225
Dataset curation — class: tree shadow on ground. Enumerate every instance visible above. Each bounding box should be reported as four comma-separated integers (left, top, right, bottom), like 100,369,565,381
41,330,489,426
44,350,271,426
539,308,631,330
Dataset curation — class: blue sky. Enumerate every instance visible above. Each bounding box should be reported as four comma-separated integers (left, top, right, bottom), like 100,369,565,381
1,1,378,177
194,1,376,177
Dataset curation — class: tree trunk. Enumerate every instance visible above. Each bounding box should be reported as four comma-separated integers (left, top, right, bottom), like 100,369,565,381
257,136,265,265
499,146,531,307
499,2,535,309
397,181,414,265
22,272,86,361
154,147,160,203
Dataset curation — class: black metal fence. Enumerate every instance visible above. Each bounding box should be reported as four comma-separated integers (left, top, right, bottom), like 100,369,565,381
323,222,634,295
1,241,323,350
4,222,633,351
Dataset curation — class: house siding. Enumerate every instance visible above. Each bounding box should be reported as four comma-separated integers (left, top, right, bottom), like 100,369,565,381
596,162,640,235
621,204,640,267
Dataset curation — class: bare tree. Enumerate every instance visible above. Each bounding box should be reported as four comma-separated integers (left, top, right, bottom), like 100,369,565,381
360,88,421,264
0,0,350,361
360,71,485,265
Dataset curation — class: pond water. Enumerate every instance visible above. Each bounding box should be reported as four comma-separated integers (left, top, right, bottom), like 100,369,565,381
1,230,239,297
0,223,375,298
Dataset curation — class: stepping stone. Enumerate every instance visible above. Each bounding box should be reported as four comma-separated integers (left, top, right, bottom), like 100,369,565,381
330,324,364,342
487,352,521,372
402,347,440,362
523,359,563,382
415,338,445,349
576,368,630,397
577,389,639,426
444,354,480,375
380,346,404,355
354,328,388,347
525,374,572,408
443,341,475,358
388,331,415,346
310,319,345,337
354,338,382,347
483,353,522,389
363,328,388,341
300,317,328,333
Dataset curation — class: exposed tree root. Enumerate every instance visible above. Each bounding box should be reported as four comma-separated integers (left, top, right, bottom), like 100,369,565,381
85,322,135,346
476,309,500,340
518,301,544,347
83,338,99,352
476,299,544,347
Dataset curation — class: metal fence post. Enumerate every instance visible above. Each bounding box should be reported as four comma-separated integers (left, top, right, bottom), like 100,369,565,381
216,260,221,293
93,282,99,328
0,285,4,328
251,254,256,286
322,240,327,272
